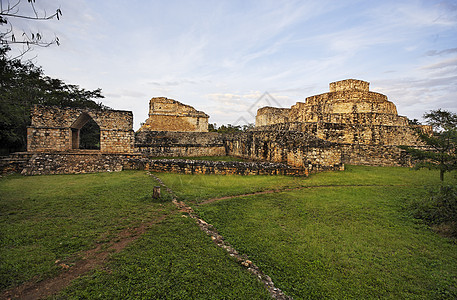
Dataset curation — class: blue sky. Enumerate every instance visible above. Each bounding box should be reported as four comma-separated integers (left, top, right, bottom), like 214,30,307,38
8,0,457,129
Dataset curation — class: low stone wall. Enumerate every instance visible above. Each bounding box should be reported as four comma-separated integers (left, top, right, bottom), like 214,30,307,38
0,153,33,175
341,144,416,167
14,153,312,176
135,131,226,157
21,152,142,176
135,159,309,176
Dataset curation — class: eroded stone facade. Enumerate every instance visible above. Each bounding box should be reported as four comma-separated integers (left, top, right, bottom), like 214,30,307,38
253,79,428,166
3,79,426,176
135,131,226,157
139,97,209,132
27,105,134,153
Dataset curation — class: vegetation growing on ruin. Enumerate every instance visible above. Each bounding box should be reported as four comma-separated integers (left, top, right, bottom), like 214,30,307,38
400,109,457,182
1,166,456,298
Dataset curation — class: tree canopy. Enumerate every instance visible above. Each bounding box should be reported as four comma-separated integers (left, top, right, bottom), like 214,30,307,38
209,123,255,133
0,48,106,154
401,109,457,182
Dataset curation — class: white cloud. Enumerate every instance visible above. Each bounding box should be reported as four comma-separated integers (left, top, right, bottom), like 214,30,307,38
8,0,455,130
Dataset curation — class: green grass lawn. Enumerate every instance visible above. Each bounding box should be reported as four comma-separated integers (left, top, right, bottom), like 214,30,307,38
156,172,305,203
0,171,175,290
1,166,456,299
193,167,457,299
56,215,271,299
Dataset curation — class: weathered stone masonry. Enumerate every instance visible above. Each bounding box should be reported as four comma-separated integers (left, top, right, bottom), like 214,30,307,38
135,131,226,157
139,97,209,132
254,79,427,167
27,105,134,153
1,78,427,176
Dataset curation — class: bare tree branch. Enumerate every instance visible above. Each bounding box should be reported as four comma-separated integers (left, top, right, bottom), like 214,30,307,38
0,0,62,58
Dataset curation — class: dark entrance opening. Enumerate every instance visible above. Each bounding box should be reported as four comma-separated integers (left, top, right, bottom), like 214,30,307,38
79,118,100,149
70,113,101,150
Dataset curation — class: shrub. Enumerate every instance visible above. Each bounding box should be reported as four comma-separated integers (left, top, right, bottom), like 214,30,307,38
411,185,457,237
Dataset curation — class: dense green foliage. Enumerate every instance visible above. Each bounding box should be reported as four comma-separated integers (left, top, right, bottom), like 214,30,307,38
208,123,254,133
410,185,457,237
400,109,457,182
0,48,106,154
79,118,101,149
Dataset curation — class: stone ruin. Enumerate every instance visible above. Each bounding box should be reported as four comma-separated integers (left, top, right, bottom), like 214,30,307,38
1,79,428,176
139,97,209,132
27,105,134,153
256,79,422,146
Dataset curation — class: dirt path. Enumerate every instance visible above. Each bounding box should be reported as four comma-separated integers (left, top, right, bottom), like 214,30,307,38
149,173,293,300
2,216,166,300
197,184,390,205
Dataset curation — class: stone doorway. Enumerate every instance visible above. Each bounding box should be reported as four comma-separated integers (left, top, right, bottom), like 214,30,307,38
70,113,101,150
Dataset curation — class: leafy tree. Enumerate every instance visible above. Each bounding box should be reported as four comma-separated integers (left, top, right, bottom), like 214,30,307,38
0,48,106,154
400,109,457,182
216,124,242,134
211,123,255,134
208,123,217,132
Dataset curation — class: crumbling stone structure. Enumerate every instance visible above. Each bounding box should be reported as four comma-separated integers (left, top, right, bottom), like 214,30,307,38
27,105,134,153
225,130,344,172
139,97,209,132
0,79,426,176
254,79,424,166
135,131,226,157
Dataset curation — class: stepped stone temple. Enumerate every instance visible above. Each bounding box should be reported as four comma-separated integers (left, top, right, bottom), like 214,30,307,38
1,78,428,176
255,79,421,146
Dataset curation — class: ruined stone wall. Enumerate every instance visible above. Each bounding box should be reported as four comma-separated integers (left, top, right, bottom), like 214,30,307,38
289,92,399,125
135,129,343,172
340,144,413,167
225,131,343,172
27,105,134,153
329,79,370,92
21,152,142,175
256,107,290,127
250,123,422,166
101,130,135,153
139,97,209,132
18,153,308,176
135,131,226,157
27,128,70,152
253,122,422,146
302,123,422,146
29,106,132,130
137,159,308,176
